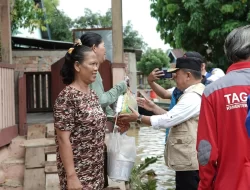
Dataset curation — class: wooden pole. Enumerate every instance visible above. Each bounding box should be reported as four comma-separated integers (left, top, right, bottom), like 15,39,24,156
111,0,126,85
0,0,12,64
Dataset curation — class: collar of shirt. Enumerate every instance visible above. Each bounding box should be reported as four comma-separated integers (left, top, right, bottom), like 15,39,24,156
184,84,196,93
226,61,250,74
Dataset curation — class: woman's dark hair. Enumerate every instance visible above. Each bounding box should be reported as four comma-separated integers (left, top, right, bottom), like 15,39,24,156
80,32,103,47
60,44,92,84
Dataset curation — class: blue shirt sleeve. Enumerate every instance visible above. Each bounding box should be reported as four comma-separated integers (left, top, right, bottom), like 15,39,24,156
245,95,250,138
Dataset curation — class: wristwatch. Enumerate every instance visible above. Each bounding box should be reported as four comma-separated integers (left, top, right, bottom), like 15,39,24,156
136,114,143,124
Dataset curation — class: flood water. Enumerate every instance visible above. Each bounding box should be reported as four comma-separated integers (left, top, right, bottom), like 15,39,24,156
127,126,175,190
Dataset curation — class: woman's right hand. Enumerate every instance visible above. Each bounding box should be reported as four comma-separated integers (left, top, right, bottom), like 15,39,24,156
67,174,82,190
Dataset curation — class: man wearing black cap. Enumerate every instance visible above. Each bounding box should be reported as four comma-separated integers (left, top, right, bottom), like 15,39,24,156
183,52,210,85
119,57,205,190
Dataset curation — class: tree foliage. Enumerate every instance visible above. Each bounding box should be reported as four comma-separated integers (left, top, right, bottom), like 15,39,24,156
49,10,73,42
137,48,170,76
74,8,112,29
11,0,48,33
137,48,175,89
47,8,146,48
150,0,250,69
43,0,59,17
74,9,147,49
123,21,147,49
12,1,147,49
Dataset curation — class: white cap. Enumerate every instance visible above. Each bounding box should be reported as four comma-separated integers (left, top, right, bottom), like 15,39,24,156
207,68,225,82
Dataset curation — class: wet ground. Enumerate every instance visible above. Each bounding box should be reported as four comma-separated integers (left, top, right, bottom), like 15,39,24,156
127,126,175,190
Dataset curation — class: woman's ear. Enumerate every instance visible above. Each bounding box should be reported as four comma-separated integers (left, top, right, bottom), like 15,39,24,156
92,44,97,53
74,61,80,72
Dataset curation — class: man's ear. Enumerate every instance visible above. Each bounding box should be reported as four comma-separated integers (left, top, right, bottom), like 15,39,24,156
201,63,206,70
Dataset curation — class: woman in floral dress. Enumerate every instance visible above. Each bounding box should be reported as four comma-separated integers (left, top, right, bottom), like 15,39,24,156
54,42,106,190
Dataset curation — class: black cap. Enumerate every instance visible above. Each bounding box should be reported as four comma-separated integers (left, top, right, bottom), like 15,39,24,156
168,57,202,72
183,51,205,63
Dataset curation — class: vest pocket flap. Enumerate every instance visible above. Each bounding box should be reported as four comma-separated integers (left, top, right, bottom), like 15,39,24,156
172,124,188,132
169,136,193,145
170,160,192,166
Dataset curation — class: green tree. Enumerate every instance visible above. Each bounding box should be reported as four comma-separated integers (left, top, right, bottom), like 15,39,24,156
11,0,48,34
137,49,173,89
49,9,73,42
43,0,59,17
137,48,169,75
123,21,147,49
42,0,73,41
74,8,112,28
73,9,146,49
150,0,250,69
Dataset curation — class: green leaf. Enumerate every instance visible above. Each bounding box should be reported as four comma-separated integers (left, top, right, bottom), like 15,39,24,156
166,4,180,15
150,0,250,69
221,4,234,14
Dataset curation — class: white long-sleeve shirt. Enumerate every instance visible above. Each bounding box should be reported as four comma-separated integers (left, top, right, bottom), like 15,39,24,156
150,85,202,129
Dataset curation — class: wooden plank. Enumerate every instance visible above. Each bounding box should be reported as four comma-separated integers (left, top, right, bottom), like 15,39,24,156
45,146,56,155
46,123,55,138
112,0,124,64
46,174,60,190
27,124,46,140
24,168,45,190
1,0,12,64
7,69,10,127
0,125,18,147
3,69,6,128
0,63,15,69
21,138,55,148
47,153,57,161
35,74,41,109
25,147,45,169
26,74,34,111
41,74,46,108
45,165,57,174
48,73,52,108
10,69,15,126
45,161,57,166
18,73,27,136
0,69,2,130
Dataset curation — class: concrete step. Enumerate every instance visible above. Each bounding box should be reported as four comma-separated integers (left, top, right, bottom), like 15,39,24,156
0,179,23,190
1,158,25,183
8,136,26,159
0,179,22,187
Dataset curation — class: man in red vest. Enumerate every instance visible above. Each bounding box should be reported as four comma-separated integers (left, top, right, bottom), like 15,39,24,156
197,25,250,190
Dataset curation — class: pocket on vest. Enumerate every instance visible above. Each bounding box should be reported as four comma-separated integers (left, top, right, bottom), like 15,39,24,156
168,136,193,169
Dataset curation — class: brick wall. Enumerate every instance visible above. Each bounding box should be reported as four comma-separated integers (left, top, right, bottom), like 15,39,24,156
13,51,132,72
12,50,65,72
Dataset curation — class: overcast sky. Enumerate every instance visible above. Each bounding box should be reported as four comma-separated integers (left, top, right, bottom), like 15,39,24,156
58,0,171,51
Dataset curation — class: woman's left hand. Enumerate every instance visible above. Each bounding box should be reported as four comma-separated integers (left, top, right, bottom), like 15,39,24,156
124,76,130,87
119,106,139,123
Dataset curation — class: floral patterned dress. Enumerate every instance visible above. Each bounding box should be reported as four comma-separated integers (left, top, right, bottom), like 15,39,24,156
54,86,107,190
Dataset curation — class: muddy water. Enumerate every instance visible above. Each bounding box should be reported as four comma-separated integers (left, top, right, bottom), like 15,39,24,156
127,126,175,190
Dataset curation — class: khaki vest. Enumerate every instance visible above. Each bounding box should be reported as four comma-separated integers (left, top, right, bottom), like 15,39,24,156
164,83,205,171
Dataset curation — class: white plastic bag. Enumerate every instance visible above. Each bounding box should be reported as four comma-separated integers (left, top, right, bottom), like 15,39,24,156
107,132,136,181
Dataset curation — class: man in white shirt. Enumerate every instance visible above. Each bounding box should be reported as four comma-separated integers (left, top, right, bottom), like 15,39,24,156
120,57,205,190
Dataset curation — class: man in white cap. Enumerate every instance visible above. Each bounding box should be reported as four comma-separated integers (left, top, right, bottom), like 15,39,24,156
206,68,225,84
